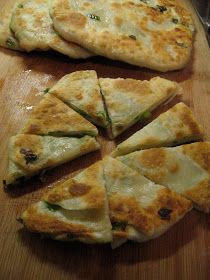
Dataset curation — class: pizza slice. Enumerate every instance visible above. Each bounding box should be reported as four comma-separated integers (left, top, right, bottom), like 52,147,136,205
103,157,192,248
5,134,100,186
50,70,109,128
21,94,98,137
19,161,112,244
118,142,210,213
0,5,22,51
112,102,203,157
99,77,178,138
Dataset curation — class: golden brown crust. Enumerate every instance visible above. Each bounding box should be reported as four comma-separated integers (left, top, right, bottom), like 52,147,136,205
43,161,106,209
140,148,166,169
50,70,108,128
112,102,203,157
109,194,154,234
8,134,100,180
51,0,194,71
0,5,22,50
171,103,203,140
109,187,191,236
185,180,210,212
12,134,44,171
114,79,152,95
21,94,98,136
181,142,210,173
9,0,93,57
22,203,92,236
100,77,178,138
119,142,210,212
145,188,192,228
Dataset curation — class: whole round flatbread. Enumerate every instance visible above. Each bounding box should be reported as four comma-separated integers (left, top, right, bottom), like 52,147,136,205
51,0,194,71
10,0,93,58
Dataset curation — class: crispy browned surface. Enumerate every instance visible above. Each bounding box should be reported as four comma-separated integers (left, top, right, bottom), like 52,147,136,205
50,70,108,127
182,142,210,172
21,94,98,136
170,103,203,139
51,0,194,71
110,188,191,234
0,0,210,279
119,142,210,212
22,203,91,235
43,161,106,209
9,0,92,57
100,77,178,138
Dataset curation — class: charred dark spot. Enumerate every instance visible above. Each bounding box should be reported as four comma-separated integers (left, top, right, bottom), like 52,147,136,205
20,148,38,164
156,5,167,13
158,208,173,220
129,35,136,40
172,18,178,24
112,221,127,231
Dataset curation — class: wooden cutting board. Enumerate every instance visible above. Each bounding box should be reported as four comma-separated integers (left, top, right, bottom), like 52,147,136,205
0,1,209,279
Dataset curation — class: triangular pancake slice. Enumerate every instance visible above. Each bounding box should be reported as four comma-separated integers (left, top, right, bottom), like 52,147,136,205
112,103,203,157
43,161,107,210
5,134,100,186
118,142,210,213
21,94,98,137
50,70,109,128
0,5,22,51
103,157,192,248
99,77,178,138
20,161,112,244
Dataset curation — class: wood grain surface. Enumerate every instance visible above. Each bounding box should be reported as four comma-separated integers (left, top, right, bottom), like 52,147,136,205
0,1,210,279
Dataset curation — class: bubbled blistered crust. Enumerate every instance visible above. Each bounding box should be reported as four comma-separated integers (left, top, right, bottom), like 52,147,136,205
21,94,98,137
51,0,194,71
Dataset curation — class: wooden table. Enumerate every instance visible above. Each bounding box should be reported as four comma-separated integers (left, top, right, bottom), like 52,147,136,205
0,1,209,279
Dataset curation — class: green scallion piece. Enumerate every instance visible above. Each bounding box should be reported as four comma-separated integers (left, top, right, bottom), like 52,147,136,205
45,202,60,212
87,14,100,21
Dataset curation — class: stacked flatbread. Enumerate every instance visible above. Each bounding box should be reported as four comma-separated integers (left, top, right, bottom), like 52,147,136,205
19,156,193,247
0,0,92,58
19,141,210,247
5,70,184,186
5,93,100,186
11,70,210,248
0,0,194,71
